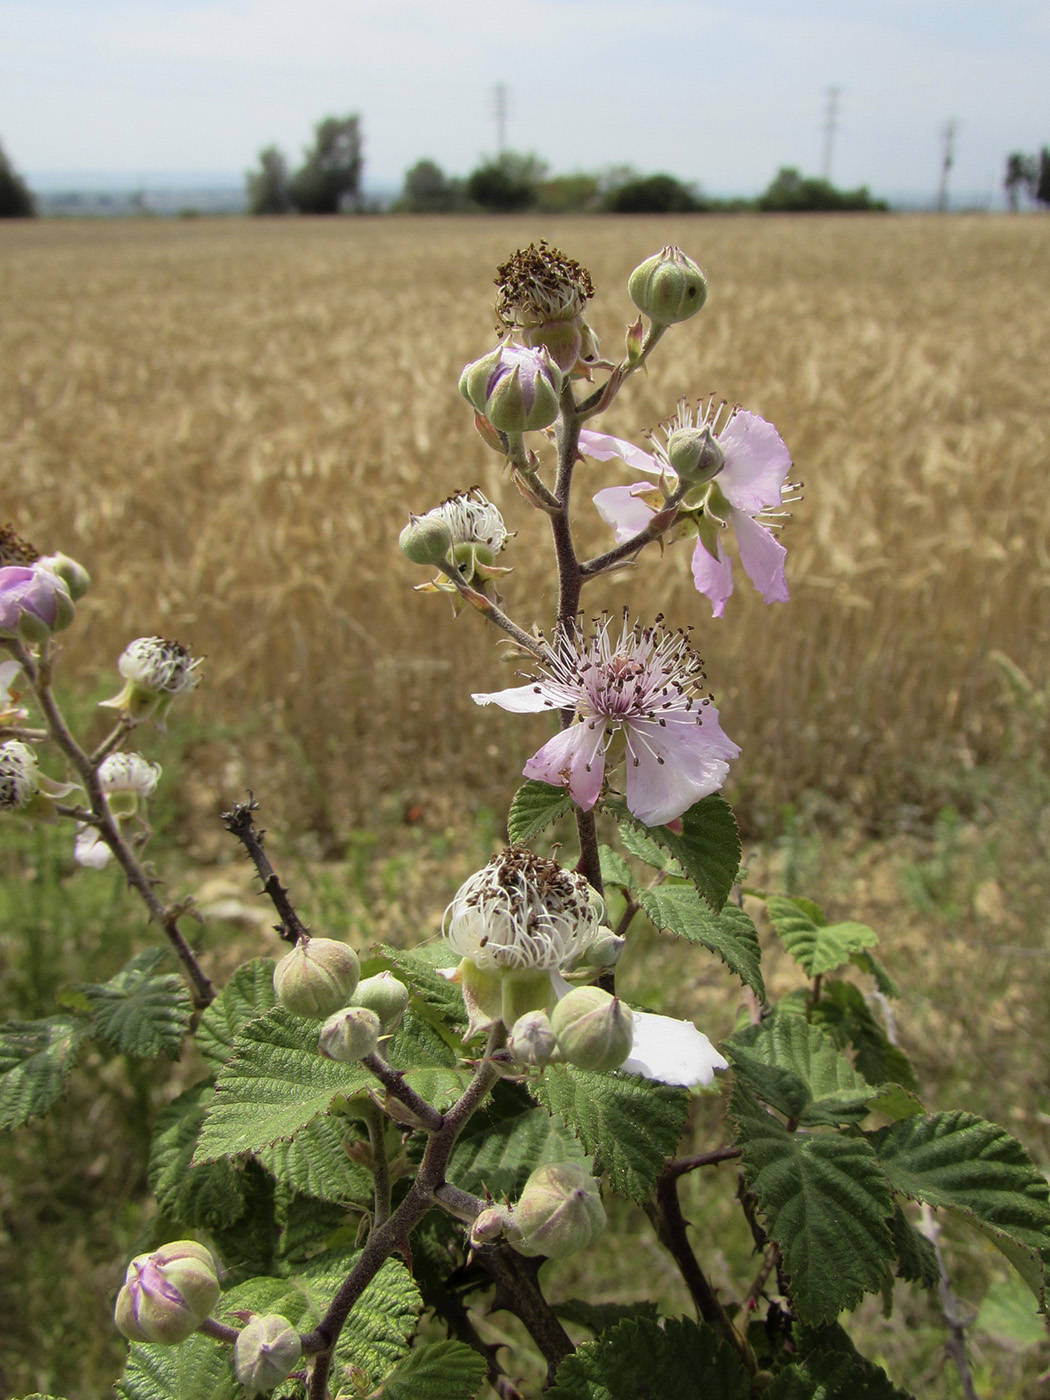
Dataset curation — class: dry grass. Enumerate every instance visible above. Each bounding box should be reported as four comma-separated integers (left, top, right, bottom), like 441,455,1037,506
2,213,1049,840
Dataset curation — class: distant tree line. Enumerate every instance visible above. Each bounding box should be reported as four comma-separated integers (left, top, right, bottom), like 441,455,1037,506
245,115,364,214
394,152,888,215
0,140,36,218
1004,148,1050,212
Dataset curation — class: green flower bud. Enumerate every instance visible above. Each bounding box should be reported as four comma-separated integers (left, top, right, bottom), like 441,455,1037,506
36,551,92,601
628,246,707,326
509,1009,558,1068
114,1240,220,1345
551,986,633,1072
572,927,626,970
350,971,409,1033
234,1313,302,1398
399,514,453,567
273,936,360,1019
506,1162,605,1259
665,425,725,487
318,1005,381,1061
470,1203,510,1247
459,343,562,434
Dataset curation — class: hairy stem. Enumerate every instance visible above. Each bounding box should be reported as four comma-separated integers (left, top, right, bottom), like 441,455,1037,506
359,1098,392,1229
12,640,215,1007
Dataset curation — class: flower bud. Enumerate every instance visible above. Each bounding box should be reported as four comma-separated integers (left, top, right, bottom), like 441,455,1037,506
274,936,360,1019
459,344,562,434
318,1005,381,1061
665,426,725,487
506,1162,605,1259
399,514,453,567
550,986,633,1073
0,565,75,643
569,927,627,971
234,1313,302,1397
114,1240,220,1345
628,246,707,326
36,552,91,601
509,1009,558,1068
470,1204,510,1247
350,971,409,1033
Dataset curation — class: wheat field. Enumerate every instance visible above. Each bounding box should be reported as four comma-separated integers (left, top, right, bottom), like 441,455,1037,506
2,213,1048,839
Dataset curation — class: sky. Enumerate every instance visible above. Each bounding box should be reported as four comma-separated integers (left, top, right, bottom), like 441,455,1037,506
2,0,1048,203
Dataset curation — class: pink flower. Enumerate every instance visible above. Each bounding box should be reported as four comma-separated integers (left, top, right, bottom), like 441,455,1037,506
472,614,739,827
0,565,75,640
582,400,795,619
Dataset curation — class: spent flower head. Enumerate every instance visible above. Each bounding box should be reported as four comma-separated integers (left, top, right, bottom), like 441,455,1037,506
0,524,40,567
473,612,739,827
444,847,604,975
494,240,599,373
74,751,163,869
101,636,202,729
0,739,39,812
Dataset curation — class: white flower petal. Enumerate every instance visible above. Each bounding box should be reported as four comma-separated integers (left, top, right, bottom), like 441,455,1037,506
621,1010,729,1087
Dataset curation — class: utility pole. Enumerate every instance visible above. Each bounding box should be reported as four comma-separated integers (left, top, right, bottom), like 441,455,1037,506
821,86,840,182
937,120,956,211
493,83,508,159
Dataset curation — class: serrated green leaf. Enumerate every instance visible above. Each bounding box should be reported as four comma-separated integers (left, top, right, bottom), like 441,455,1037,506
598,844,635,891
732,1082,895,1324
764,897,878,978
617,795,740,911
219,1251,421,1387
275,1185,348,1261
376,945,467,1029
873,1111,1050,1302
616,819,684,873
256,1112,374,1205
75,948,192,1059
807,981,918,1092
535,1066,689,1201
378,1340,487,1399
639,885,764,998
150,1080,248,1230
0,1016,87,1128
451,1093,591,1201
976,1271,1049,1350
728,1014,875,1126
195,958,278,1073
194,1007,371,1162
117,1332,237,1400
548,1316,750,1399
507,780,574,842
850,950,901,999
209,1159,278,1277
554,1299,660,1334
887,1203,941,1288
766,1350,915,1400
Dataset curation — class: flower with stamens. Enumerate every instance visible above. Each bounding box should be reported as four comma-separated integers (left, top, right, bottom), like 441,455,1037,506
0,740,40,812
582,398,796,619
406,488,511,598
101,636,202,729
472,613,739,827
443,847,605,1032
74,752,162,869
494,240,600,374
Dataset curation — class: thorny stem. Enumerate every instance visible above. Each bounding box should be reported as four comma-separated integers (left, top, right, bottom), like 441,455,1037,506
301,1028,513,1399
422,1273,524,1400
744,1242,780,1314
11,639,215,1008
652,1163,750,1367
483,1244,575,1383
221,796,312,945
359,1098,392,1229
434,560,551,661
361,1051,445,1133
665,1145,743,1181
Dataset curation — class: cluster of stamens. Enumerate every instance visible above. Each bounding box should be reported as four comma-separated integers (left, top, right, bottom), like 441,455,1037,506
444,846,604,972
0,524,40,567
118,637,201,694
432,488,508,553
494,240,595,331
